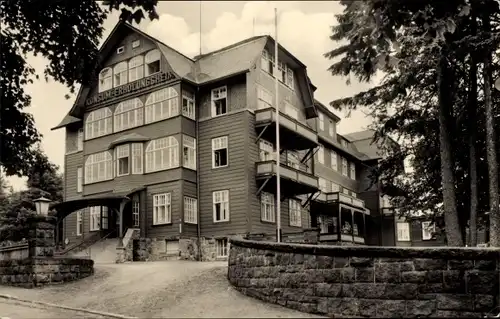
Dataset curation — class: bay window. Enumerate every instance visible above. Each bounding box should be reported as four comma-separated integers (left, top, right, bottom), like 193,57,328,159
98,67,112,92
113,62,128,87
182,91,195,120
145,49,161,76
128,55,144,82
132,143,143,174
115,144,130,176
183,135,196,170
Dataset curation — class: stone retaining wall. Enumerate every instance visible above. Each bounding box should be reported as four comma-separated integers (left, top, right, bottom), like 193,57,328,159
0,257,94,288
228,238,500,318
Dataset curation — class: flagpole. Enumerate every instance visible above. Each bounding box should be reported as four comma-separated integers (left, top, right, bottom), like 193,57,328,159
274,7,281,243
199,0,202,56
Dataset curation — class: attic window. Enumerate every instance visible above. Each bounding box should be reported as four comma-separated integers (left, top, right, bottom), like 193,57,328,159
145,49,161,76
117,46,125,54
132,40,141,48
261,49,275,75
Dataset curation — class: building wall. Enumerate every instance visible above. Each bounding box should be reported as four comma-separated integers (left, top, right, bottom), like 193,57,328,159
145,181,182,239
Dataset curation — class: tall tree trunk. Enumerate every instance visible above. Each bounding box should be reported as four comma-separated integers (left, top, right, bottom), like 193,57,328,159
468,12,479,247
437,55,463,246
482,29,500,246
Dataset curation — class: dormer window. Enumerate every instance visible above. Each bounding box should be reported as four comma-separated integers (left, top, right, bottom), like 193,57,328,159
145,49,161,76
261,49,274,75
98,67,112,92
129,55,144,82
113,62,128,87
211,86,227,117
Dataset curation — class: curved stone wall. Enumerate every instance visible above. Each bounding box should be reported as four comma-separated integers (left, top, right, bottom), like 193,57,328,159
228,238,500,318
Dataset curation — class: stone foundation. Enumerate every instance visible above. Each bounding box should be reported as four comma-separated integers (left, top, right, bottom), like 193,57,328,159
228,238,500,318
0,257,94,288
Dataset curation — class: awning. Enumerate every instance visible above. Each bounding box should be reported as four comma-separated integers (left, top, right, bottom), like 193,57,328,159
108,133,150,149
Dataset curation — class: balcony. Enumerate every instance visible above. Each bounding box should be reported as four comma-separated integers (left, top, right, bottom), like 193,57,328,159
314,207,368,245
255,160,319,197
319,233,365,244
313,192,368,212
255,108,318,151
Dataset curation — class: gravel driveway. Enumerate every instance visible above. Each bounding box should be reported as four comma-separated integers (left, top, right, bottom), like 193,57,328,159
0,261,322,318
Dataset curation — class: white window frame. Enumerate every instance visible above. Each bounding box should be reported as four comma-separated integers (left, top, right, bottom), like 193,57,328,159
182,92,196,120
184,196,198,224
77,128,84,151
84,151,113,184
289,199,302,227
132,40,141,48
77,167,83,193
89,207,100,231
259,140,275,162
261,49,275,75
329,120,334,137
98,67,112,92
183,135,197,170
85,107,112,140
212,136,228,168
317,145,325,164
341,157,348,176
145,136,179,173
397,222,411,242
128,55,144,82
145,87,179,124
318,112,324,130
116,46,125,54
132,143,143,174
115,144,130,177
114,98,144,132
216,238,229,258
257,85,273,110
113,61,128,88
211,86,228,117
285,65,294,89
350,162,356,180
213,190,229,222
153,193,171,225
260,192,275,223
76,210,83,236
330,150,338,170
132,201,140,227
145,49,161,76
422,221,435,240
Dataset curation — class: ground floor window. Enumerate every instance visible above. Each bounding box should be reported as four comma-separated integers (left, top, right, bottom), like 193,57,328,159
216,238,229,258
76,210,83,236
132,201,140,227
396,222,410,241
89,207,100,231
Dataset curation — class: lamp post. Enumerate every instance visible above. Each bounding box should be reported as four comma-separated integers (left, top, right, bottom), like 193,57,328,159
33,196,52,216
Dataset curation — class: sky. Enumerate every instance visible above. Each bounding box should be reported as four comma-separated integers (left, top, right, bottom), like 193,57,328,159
6,1,381,191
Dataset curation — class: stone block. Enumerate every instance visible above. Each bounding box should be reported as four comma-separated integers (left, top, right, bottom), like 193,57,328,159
443,270,466,293
322,268,342,283
406,300,436,317
355,267,374,282
414,258,447,271
401,271,426,283
382,283,418,300
334,257,349,268
435,310,482,318
376,300,406,318
418,283,444,294
359,299,377,317
437,294,474,311
350,257,373,267
400,261,414,272
342,268,355,283
316,255,334,268
466,270,498,294
313,283,342,297
426,270,443,283
375,262,401,283
474,259,496,271
448,259,473,270
474,294,495,312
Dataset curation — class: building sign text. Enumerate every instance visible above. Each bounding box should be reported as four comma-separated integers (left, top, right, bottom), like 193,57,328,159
85,71,176,106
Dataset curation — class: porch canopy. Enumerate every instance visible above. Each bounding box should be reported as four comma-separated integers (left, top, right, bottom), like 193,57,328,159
50,187,144,221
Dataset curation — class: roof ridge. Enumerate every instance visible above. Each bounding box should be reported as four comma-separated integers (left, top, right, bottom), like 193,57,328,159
193,35,267,60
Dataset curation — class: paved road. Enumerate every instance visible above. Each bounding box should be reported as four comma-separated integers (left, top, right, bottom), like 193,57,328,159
0,261,323,318
0,299,111,318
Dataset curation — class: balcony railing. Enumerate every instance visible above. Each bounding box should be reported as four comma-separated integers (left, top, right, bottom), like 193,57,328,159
255,108,318,147
319,233,365,244
314,191,366,209
256,160,319,189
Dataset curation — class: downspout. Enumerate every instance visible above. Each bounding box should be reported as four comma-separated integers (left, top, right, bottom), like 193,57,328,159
196,86,202,261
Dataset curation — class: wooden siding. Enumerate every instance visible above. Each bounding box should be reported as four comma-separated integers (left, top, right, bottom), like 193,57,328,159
198,109,248,237
146,181,182,239
198,80,247,120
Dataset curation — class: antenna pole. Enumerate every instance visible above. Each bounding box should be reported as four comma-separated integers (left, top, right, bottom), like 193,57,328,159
274,7,281,243
199,0,202,56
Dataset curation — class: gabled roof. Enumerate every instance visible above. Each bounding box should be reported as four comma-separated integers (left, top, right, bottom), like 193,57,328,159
51,115,81,131
314,99,341,122
53,21,319,129
108,133,150,149
344,129,376,142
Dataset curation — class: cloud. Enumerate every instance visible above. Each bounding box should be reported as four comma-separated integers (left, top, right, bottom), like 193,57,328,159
8,1,378,191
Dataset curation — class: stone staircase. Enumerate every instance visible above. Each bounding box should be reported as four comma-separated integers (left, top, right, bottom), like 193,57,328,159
72,238,120,264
